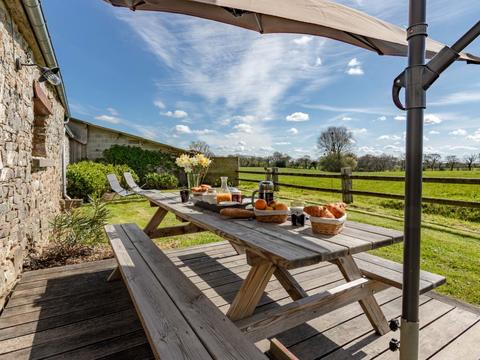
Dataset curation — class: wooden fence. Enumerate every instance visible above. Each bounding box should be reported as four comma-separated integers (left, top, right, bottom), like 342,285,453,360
236,168,480,208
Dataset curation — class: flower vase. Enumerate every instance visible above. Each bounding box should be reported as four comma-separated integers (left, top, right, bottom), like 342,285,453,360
187,172,200,189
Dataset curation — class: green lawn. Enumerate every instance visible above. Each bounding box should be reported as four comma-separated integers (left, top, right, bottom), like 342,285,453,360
100,194,480,306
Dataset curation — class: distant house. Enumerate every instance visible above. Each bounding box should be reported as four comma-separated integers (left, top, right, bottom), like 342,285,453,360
66,118,186,163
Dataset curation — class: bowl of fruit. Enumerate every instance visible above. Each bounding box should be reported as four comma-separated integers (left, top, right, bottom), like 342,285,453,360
254,199,290,223
304,202,347,235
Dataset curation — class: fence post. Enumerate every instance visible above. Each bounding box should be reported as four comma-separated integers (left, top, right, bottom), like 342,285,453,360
272,167,279,191
341,167,353,204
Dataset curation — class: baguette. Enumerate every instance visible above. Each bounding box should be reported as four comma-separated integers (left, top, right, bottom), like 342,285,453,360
220,208,255,219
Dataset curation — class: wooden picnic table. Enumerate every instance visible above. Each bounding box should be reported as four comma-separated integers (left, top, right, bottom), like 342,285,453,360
141,191,405,340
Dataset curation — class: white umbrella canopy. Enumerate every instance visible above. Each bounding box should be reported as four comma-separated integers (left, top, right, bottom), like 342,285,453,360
104,0,479,62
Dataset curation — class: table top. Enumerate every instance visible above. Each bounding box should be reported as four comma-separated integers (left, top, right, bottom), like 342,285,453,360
145,191,403,269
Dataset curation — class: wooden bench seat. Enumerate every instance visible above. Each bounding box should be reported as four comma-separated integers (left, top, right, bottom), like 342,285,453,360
353,252,446,293
105,223,267,360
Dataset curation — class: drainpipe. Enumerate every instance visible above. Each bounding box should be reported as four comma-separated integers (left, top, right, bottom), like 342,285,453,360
21,0,71,199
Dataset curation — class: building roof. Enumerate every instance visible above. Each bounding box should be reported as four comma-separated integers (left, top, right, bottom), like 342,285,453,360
67,118,188,154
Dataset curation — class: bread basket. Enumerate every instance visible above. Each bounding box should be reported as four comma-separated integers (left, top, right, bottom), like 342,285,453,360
254,208,290,224
310,214,347,235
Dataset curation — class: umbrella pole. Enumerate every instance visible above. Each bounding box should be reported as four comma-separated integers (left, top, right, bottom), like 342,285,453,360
400,0,426,359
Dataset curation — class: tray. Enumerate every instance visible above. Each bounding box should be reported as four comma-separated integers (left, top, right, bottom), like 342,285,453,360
194,200,248,213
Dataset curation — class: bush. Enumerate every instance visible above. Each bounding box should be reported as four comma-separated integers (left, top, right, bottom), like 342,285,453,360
67,161,138,200
143,172,178,189
102,145,178,181
319,153,357,172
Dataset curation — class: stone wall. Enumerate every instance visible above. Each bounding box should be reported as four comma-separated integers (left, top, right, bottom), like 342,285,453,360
204,157,240,187
0,0,66,309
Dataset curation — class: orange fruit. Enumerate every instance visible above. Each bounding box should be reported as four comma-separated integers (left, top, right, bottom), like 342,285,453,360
275,203,289,211
255,199,267,210
265,206,274,211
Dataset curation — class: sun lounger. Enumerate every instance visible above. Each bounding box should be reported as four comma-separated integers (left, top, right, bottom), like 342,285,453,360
123,172,146,194
107,174,133,197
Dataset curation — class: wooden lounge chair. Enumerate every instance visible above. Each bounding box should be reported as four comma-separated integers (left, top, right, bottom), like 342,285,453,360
123,172,145,193
107,174,133,197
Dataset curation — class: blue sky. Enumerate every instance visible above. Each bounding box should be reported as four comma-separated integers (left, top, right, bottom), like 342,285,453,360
43,0,480,158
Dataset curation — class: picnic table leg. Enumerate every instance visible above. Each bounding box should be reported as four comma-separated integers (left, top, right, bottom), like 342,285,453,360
106,266,121,282
227,259,276,321
334,255,390,335
143,207,168,237
274,268,307,301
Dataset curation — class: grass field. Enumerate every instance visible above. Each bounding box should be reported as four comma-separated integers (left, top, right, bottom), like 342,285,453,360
239,167,480,230
99,192,480,306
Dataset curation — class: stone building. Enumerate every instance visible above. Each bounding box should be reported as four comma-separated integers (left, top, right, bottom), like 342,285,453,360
0,0,70,308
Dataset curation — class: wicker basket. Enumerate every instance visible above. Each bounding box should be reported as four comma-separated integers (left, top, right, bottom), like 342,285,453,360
310,214,347,235
254,209,290,224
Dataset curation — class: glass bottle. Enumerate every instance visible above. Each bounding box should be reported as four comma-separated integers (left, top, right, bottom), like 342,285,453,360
216,176,232,203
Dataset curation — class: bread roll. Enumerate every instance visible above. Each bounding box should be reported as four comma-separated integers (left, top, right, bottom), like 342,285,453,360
220,208,255,219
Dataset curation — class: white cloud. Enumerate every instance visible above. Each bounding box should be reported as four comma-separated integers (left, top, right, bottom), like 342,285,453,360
260,146,274,151
153,99,166,109
429,130,440,135
346,58,363,75
449,129,467,136
377,116,387,121
175,124,191,134
378,134,401,141
234,123,253,133
351,128,367,135
94,114,121,124
293,36,313,45
286,112,310,122
193,129,214,135
467,129,480,142
106,107,119,116
346,67,364,75
288,128,299,135
384,144,403,152
431,91,480,106
275,142,291,145
424,114,442,124
232,115,256,123
348,58,361,67
237,141,246,146
163,110,188,118
341,116,353,121
358,146,382,155
314,57,322,66
394,115,406,121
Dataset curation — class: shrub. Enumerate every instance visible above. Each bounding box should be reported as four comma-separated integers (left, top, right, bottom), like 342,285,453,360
102,145,179,181
319,153,357,172
143,172,178,189
67,161,138,200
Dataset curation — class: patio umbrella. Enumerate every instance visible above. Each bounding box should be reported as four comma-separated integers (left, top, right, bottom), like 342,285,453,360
105,0,479,62
103,1,480,359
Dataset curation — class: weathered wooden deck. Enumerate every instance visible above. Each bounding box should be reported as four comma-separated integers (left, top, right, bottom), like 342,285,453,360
0,241,479,360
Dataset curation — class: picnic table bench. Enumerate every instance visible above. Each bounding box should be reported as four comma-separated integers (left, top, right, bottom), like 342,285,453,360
105,191,445,358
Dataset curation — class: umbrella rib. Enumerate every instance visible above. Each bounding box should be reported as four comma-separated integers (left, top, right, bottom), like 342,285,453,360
254,13,264,34
345,32,384,55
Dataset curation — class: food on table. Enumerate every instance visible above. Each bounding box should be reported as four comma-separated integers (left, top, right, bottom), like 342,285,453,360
274,203,289,211
231,189,242,203
191,184,212,193
265,206,274,210
268,200,277,208
325,202,347,218
217,193,232,203
219,208,255,219
254,199,268,210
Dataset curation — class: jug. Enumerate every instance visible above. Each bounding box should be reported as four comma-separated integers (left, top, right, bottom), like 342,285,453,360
251,180,274,205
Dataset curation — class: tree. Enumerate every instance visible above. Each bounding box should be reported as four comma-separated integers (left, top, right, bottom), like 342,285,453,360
317,126,354,156
270,152,291,168
464,153,478,170
189,141,214,157
423,153,441,171
319,152,357,172
445,155,458,171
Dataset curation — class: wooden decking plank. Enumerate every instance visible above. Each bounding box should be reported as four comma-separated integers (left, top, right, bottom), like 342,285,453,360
375,307,480,360
0,298,133,342
0,309,142,358
96,343,155,360
122,224,267,359
287,294,418,360
5,280,125,309
171,248,239,266
321,297,454,360
19,259,116,283
164,241,230,256
430,320,480,360
45,329,149,360
106,225,213,360
1,285,127,318
10,269,114,298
